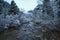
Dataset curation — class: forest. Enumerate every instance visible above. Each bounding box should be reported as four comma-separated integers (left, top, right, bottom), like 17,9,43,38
0,0,60,40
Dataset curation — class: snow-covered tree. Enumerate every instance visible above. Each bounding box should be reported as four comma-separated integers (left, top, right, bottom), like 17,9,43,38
33,4,43,23
54,0,60,31
42,0,54,20
55,0,60,18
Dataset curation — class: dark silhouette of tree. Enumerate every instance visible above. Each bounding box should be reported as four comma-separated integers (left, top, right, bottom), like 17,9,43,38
0,0,4,14
9,0,19,15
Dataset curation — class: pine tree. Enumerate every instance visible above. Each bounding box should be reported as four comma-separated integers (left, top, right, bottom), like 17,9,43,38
55,0,60,18
0,0,4,14
43,0,53,16
9,0,19,15
55,0,60,31
0,0,4,3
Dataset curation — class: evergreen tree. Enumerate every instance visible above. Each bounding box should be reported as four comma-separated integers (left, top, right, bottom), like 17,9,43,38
9,0,19,15
55,0,60,18
43,0,53,16
55,0,60,30
0,0,4,14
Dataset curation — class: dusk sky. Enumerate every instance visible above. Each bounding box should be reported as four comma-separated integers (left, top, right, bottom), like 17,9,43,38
5,0,38,12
